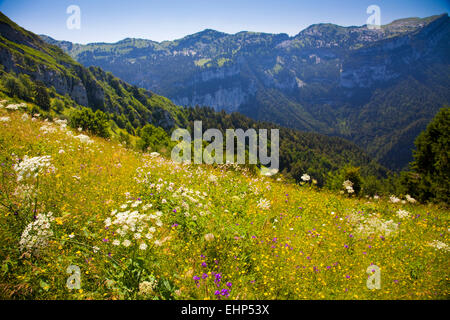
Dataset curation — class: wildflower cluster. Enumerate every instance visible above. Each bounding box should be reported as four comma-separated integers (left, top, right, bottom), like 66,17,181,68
4,102,27,111
19,212,55,254
396,209,411,219
13,155,54,182
301,173,310,182
343,180,354,194
74,134,94,144
347,210,398,238
256,198,271,210
428,240,450,252
106,199,164,250
138,277,158,296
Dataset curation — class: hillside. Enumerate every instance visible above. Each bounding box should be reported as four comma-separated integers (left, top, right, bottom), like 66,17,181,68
0,11,388,186
43,14,450,170
0,102,449,299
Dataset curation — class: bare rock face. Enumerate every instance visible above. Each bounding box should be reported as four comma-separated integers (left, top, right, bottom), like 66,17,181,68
0,15,90,107
173,85,254,113
0,46,89,105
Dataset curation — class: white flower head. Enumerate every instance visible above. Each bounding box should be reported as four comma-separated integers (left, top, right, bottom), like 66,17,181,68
256,198,270,210
122,239,131,247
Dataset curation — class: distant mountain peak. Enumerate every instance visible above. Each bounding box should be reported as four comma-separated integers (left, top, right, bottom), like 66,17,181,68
185,28,228,39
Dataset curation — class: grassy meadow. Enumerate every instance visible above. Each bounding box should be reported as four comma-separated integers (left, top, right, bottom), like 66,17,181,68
0,100,448,300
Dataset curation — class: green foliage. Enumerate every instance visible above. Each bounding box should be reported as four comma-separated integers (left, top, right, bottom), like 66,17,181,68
69,107,111,138
409,107,450,203
325,166,362,195
182,106,388,187
51,98,64,113
343,167,362,195
361,175,384,197
1,73,30,100
33,81,51,111
137,124,172,153
118,131,131,147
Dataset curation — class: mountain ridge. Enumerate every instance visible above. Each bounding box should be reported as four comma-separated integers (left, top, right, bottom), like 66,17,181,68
41,13,449,171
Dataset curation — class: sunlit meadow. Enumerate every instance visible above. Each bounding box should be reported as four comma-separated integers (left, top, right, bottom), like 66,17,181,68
0,100,448,300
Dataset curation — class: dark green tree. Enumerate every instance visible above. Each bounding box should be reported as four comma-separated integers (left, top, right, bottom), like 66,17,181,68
33,81,51,110
411,107,449,203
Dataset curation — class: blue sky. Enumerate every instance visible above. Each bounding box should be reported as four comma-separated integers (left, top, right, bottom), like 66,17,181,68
0,0,448,44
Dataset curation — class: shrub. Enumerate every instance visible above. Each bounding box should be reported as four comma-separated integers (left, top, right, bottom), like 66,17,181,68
69,107,111,138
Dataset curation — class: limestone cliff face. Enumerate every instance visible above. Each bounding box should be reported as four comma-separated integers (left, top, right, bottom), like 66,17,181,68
171,64,257,112
0,45,89,106
173,86,251,112
0,14,111,109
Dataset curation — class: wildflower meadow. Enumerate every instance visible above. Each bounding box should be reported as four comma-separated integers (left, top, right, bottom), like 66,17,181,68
0,101,448,300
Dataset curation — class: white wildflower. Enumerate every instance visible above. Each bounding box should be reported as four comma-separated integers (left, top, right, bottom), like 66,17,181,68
256,198,271,210
131,200,142,208
40,124,57,134
204,233,215,241
138,279,157,296
142,203,152,211
19,212,54,254
74,134,93,144
122,239,131,247
428,240,450,252
208,174,218,183
6,104,19,110
13,155,53,182
104,217,112,227
396,209,411,219
405,195,416,204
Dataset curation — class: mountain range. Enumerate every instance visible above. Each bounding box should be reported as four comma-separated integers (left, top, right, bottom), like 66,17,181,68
41,14,450,170
0,11,387,186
